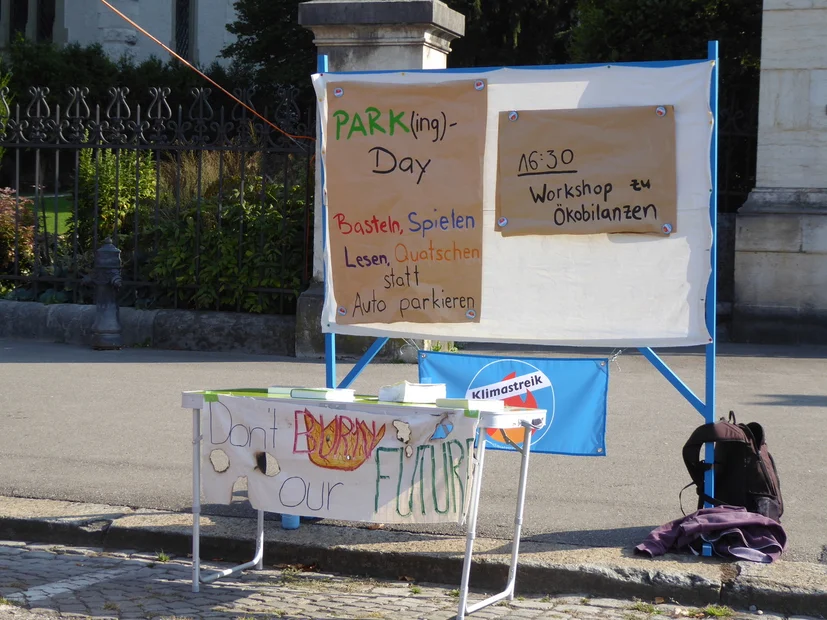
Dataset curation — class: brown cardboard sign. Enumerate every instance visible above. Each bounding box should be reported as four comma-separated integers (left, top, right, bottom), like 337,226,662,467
325,81,487,324
495,106,677,236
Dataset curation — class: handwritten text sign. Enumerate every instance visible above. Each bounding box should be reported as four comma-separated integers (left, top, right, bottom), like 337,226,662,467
325,81,487,324
201,395,478,524
495,106,677,236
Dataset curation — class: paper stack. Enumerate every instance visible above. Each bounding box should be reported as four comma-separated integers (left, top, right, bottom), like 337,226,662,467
285,387,356,402
378,381,447,404
435,398,505,412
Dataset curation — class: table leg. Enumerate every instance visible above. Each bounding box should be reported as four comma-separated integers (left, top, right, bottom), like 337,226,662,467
506,422,533,599
457,429,487,620
195,411,265,586
192,408,201,593
255,510,264,570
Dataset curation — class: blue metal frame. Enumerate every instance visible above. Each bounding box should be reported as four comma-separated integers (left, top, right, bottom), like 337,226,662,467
316,58,709,78
705,39,720,512
636,43,719,555
319,46,720,491
701,40,720,554
338,337,389,389
318,54,337,390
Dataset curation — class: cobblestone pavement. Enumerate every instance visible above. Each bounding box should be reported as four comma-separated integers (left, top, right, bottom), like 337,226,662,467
0,542,814,620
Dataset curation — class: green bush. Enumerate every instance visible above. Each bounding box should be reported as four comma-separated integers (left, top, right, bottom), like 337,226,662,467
68,144,157,250
0,37,118,108
0,37,248,118
148,178,308,313
0,187,35,294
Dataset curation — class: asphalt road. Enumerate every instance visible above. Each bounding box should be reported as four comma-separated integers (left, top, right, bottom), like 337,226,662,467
0,338,825,563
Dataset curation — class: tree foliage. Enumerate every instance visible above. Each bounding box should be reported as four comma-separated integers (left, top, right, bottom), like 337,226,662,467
220,0,761,89
446,0,578,68
221,0,316,97
220,1,578,90
568,0,762,81
568,0,764,213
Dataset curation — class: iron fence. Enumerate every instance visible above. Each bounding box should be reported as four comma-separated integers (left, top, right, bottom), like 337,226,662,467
717,86,759,214
0,80,757,314
0,84,315,315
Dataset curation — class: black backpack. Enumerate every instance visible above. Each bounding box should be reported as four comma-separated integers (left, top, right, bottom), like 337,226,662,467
682,411,783,521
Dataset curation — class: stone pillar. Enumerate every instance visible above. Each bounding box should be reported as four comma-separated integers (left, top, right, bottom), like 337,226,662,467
0,0,9,49
25,0,37,41
53,0,69,45
733,0,827,344
294,0,465,358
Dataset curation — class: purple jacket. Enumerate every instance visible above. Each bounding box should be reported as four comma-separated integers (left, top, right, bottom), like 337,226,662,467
635,505,787,563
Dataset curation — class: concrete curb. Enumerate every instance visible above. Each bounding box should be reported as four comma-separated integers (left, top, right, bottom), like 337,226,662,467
0,498,824,618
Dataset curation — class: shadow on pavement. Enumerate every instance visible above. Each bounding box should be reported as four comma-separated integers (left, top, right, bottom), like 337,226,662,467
3,338,827,364
523,525,658,549
749,394,827,407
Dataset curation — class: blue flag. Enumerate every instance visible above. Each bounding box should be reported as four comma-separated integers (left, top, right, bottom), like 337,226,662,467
419,351,608,456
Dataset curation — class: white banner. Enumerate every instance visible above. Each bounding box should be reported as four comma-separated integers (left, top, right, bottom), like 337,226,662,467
201,395,479,524
315,61,715,347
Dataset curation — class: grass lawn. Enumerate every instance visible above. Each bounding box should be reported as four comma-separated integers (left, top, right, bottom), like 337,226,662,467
22,194,74,235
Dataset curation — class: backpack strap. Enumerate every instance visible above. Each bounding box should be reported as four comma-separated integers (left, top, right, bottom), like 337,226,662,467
678,481,727,516
682,420,751,490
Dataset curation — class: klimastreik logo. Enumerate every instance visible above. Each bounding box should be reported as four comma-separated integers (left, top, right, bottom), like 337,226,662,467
465,359,555,448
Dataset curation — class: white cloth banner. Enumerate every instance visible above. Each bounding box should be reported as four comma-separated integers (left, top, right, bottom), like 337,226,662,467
314,61,715,347
201,395,479,524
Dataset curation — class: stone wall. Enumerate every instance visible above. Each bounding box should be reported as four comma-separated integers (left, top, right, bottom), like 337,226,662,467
0,301,296,356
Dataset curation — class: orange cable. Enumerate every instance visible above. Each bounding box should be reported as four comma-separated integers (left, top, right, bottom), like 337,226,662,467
98,0,315,146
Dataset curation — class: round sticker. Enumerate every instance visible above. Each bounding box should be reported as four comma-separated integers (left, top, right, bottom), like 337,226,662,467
337,306,347,316
465,359,556,449
498,217,509,227
508,111,519,122
333,87,344,98
465,309,477,320
656,106,667,117
474,80,485,91
662,223,673,235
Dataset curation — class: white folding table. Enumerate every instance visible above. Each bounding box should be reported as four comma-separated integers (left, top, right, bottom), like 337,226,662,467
182,390,545,619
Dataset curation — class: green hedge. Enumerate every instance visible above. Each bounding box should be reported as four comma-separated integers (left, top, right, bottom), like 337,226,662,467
0,188,34,294
0,37,248,114
148,177,308,313
67,145,157,251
